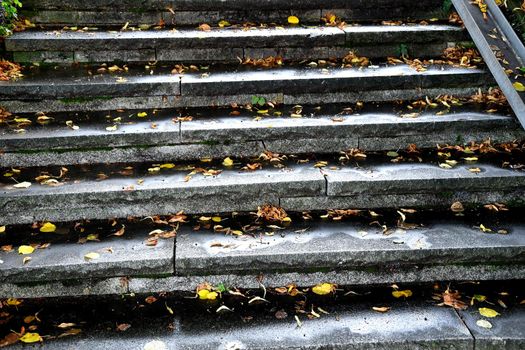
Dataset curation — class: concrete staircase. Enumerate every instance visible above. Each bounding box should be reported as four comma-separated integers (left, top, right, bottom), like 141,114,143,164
1,0,524,348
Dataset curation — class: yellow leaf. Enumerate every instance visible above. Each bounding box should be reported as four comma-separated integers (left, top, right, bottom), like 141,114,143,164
84,252,100,261
106,125,118,131
392,290,413,298
137,112,148,118
0,226,5,234
281,217,292,223
19,332,42,343
40,222,56,233
312,283,335,295
479,307,500,318
13,181,31,189
6,298,22,306
18,245,35,255
160,163,176,169
198,289,218,300
218,20,231,27
222,157,234,167
212,216,222,223
513,82,525,92
288,16,300,24
463,157,478,162
479,224,492,233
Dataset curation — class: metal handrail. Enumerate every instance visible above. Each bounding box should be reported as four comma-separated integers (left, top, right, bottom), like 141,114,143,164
452,0,525,129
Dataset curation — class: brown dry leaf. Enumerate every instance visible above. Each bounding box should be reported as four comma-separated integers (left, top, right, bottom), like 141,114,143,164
116,323,131,332
257,204,290,223
439,289,468,310
198,23,211,31
0,333,19,347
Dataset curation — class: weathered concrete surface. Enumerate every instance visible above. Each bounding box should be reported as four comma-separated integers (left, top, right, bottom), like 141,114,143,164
2,263,523,299
5,302,474,350
0,87,486,114
0,231,174,283
0,142,265,168
6,27,346,51
179,66,488,96
3,112,519,167
459,307,525,350
281,189,525,211
0,164,324,225
175,221,525,275
0,277,127,298
131,264,525,294
21,0,444,11
324,163,525,196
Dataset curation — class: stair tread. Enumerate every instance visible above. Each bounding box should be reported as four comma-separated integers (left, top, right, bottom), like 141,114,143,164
1,219,523,296
5,24,464,51
0,65,490,113
0,111,514,150
0,226,174,283
176,220,525,275
4,301,482,349
1,162,524,225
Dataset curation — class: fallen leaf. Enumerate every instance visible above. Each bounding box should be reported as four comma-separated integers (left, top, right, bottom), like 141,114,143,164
116,323,131,332
392,290,413,298
57,323,76,329
479,307,500,318
312,283,336,295
0,226,5,234
40,222,56,233
198,289,218,300
288,16,300,24
0,333,19,347
6,298,22,306
198,23,211,31
13,181,31,189
19,332,42,343
373,306,390,313
476,319,493,329
18,245,35,255
137,112,148,118
84,252,100,261
223,157,234,167
513,82,525,91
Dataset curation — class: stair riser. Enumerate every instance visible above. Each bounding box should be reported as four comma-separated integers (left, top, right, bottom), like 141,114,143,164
10,43,455,65
0,114,520,168
1,170,523,225
21,0,445,11
0,87,489,113
6,26,466,64
22,8,450,27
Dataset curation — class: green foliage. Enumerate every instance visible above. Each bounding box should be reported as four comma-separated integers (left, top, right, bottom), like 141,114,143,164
251,95,266,107
1,0,22,37
442,0,453,14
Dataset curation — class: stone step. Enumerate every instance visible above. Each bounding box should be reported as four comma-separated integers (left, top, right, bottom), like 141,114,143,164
0,65,491,113
20,0,448,27
0,110,521,168
1,220,523,298
1,163,524,226
0,225,174,284
8,300,524,350
6,25,467,64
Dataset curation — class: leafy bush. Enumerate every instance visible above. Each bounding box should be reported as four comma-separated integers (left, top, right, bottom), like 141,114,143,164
1,0,22,37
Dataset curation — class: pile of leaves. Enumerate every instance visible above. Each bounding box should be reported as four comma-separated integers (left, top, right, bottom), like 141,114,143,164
0,59,22,80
